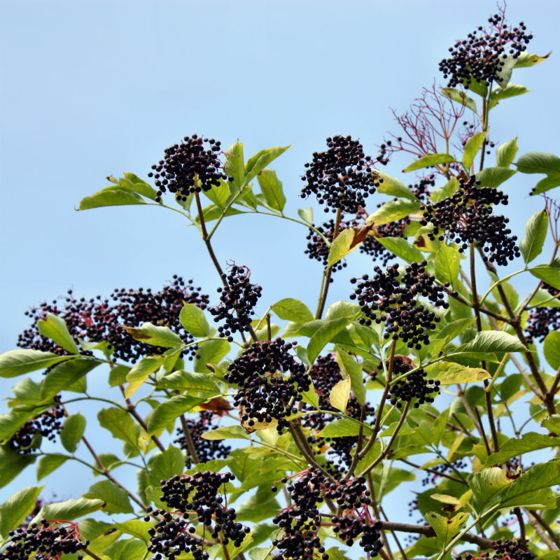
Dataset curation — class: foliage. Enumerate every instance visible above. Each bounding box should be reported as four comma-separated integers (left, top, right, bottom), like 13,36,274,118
1,7,560,560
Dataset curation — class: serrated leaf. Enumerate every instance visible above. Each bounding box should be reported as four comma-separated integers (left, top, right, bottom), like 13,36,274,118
375,171,416,199
459,331,526,354
272,298,314,323
335,349,365,405
441,87,477,113
179,303,210,337
257,170,286,212
124,323,183,348
516,152,560,194
366,199,420,226
194,339,230,372
514,51,551,68
147,395,206,434
98,408,140,451
79,187,146,210
433,244,461,285
307,318,349,363
245,146,290,184
60,413,86,453
37,454,68,480
377,237,424,263
476,166,516,187
483,432,560,466
318,417,366,438
37,313,79,354
520,210,548,263
157,370,219,397
544,331,560,369
329,378,351,412
0,349,73,378
224,141,245,189
41,358,98,399
327,228,357,266
463,131,487,170
496,138,519,168
0,486,43,537
37,498,105,521
85,480,133,514
202,425,251,441
0,446,36,488
297,207,313,224
425,362,490,385
125,356,164,398
530,261,560,290
430,177,459,203
403,153,455,173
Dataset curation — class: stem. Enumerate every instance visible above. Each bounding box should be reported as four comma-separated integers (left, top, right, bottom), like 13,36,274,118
196,191,227,283
179,415,200,464
84,549,105,560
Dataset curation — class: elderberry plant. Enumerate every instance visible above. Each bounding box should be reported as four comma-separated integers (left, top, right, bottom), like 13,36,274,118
1,7,560,560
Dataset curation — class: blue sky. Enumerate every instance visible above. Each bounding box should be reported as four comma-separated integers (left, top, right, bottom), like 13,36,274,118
0,0,559,511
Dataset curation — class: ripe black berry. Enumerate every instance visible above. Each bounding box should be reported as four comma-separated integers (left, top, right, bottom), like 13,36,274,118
149,135,232,202
209,264,262,340
350,262,448,348
525,285,560,342
225,339,309,431
301,135,380,214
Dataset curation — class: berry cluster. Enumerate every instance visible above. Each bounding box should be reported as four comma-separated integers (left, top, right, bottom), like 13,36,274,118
9,397,64,455
350,263,448,348
301,135,380,214
273,469,381,559
421,459,468,486
148,135,231,202
420,177,520,266
305,218,352,273
225,339,309,431
149,472,249,560
302,355,375,469
525,285,560,342
0,520,87,560
458,539,536,560
439,12,532,87
209,265,262,340
174,411,231,466
18,276,208,363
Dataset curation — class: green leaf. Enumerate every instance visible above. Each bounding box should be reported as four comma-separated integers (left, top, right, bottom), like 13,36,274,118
41,357,98,399
460,331,526,354
37,498,105,521
318,417,365,438
516,152,560,175
0,486,43,537
530,261,560,290
425,511,469,549
79,187,146,210
489,84,529,108
98,408,140,451
157,370,219,397
441,87,477,113
257,170,286,212
470,467,512,513
433,244,461,285
272,298,314,323
327,229,357,266
514,51,551,68
335,349,366,405
297,207,313,224
329,378,351,412
544,331,560,369
124,322,183,348
245,146,290,184
202,425,251,441
120,172,158,200
377,237,424,263
147,395,206,434
194,339,230,372
179,303,211,337
37,313,79,354
85,481,133,514
366,199,420,226
225,141,245,189
403,153,455,173
307,318,349,363
496,138,519,168
463,131,487,170
476,167,516,188
37,454,68,480
425,362,490,385
204,180,231,208
375,171,416,199
148,446,185,483
60,413,87,453
0,446,36,488
125,356,164,398
430,177,459,203
520,210,549,263
109,364,130,387
0,349,72,378
483,433,560,467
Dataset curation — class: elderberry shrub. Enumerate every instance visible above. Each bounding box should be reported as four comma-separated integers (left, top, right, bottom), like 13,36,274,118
18,276,209,363
301,135,381,214
225,339,309,431
439,11,532,88
302,355,375,469
209,264,262,340
148,134,232,202
420,176,520,266
525,284,560,342
174,410,231,466
273,468,381,559
387,355,440,409
350,262,448,349
457,539,536,560
9,396,64,455
158,472,249,548
0,520,87,560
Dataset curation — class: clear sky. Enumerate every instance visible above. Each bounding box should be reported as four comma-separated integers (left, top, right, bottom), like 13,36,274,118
0,0,559,509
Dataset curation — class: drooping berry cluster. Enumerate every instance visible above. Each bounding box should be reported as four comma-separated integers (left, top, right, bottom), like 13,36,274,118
174,411,231,466
351,263,448,348
9,397,64,455
458,539,536,560
225,339,309,431
420,177,520,266
525,285,560,342
305,218,352,273
18,276,209,363
421,459,468,486
439,12,532,88
302,354,375,469
273,469,381,559
152,472,249,556
0,520,87,560
209,265,262,340
148,135,231,202
301,135,380,214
